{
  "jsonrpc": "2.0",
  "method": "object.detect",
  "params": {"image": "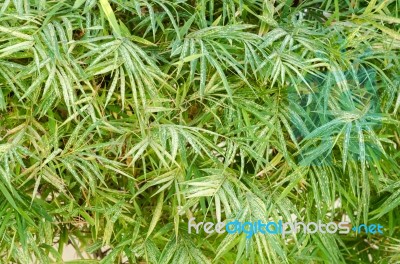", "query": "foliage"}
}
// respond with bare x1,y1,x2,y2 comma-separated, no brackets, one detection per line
0,0,399,263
